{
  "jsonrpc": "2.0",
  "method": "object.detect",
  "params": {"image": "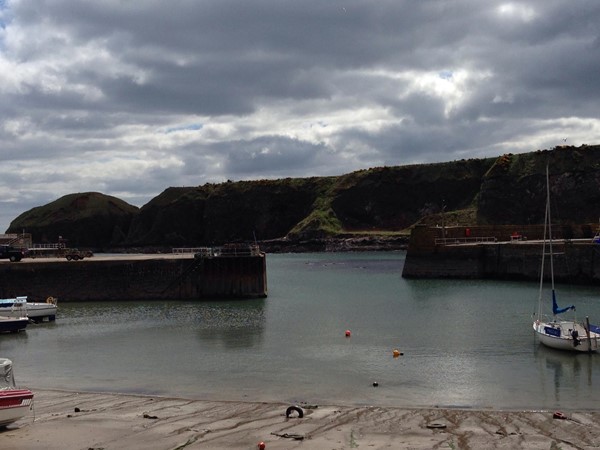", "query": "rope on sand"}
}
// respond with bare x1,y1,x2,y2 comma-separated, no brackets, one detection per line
271,432,305,440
